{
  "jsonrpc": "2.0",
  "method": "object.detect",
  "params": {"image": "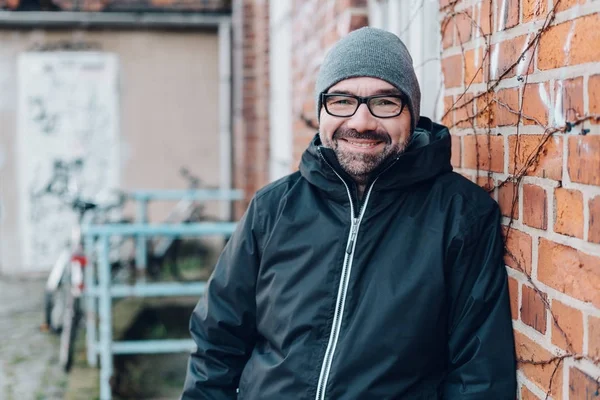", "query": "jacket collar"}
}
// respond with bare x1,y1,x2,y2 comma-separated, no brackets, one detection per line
299,117,453,197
